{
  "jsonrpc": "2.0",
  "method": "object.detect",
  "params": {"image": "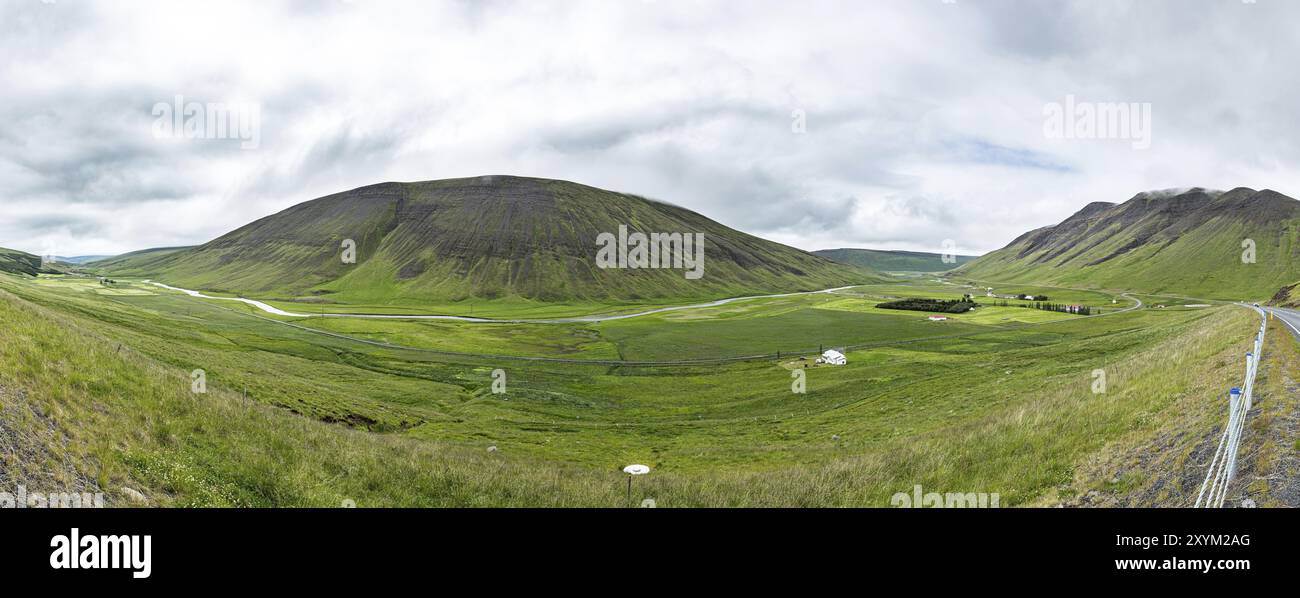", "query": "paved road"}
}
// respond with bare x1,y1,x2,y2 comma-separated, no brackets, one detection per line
1269,307,1300,341
1121,292,1143,312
